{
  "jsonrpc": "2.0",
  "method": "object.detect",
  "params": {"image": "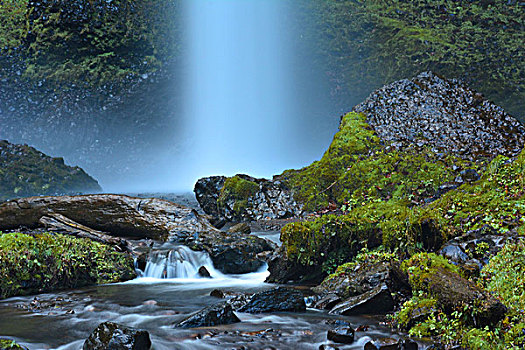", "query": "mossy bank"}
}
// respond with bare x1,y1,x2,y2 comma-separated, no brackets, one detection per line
0,232,135,299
